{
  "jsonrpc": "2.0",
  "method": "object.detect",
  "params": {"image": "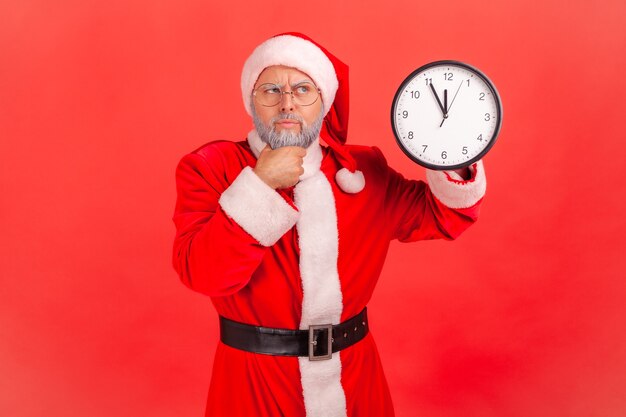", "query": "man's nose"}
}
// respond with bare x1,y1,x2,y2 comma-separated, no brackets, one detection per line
280,91,295,112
